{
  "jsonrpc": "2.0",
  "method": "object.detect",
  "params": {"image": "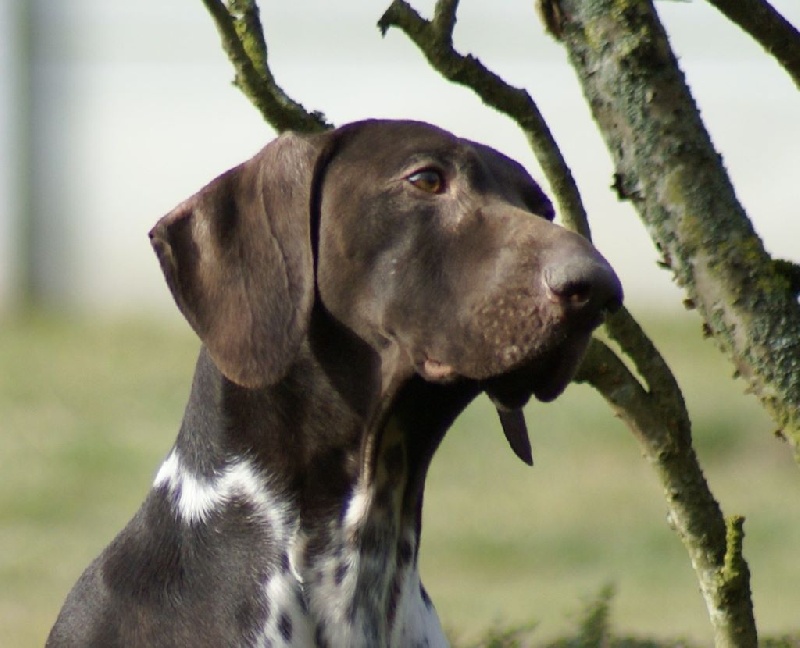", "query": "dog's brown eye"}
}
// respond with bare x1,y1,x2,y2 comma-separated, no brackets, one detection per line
407,169,445,194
